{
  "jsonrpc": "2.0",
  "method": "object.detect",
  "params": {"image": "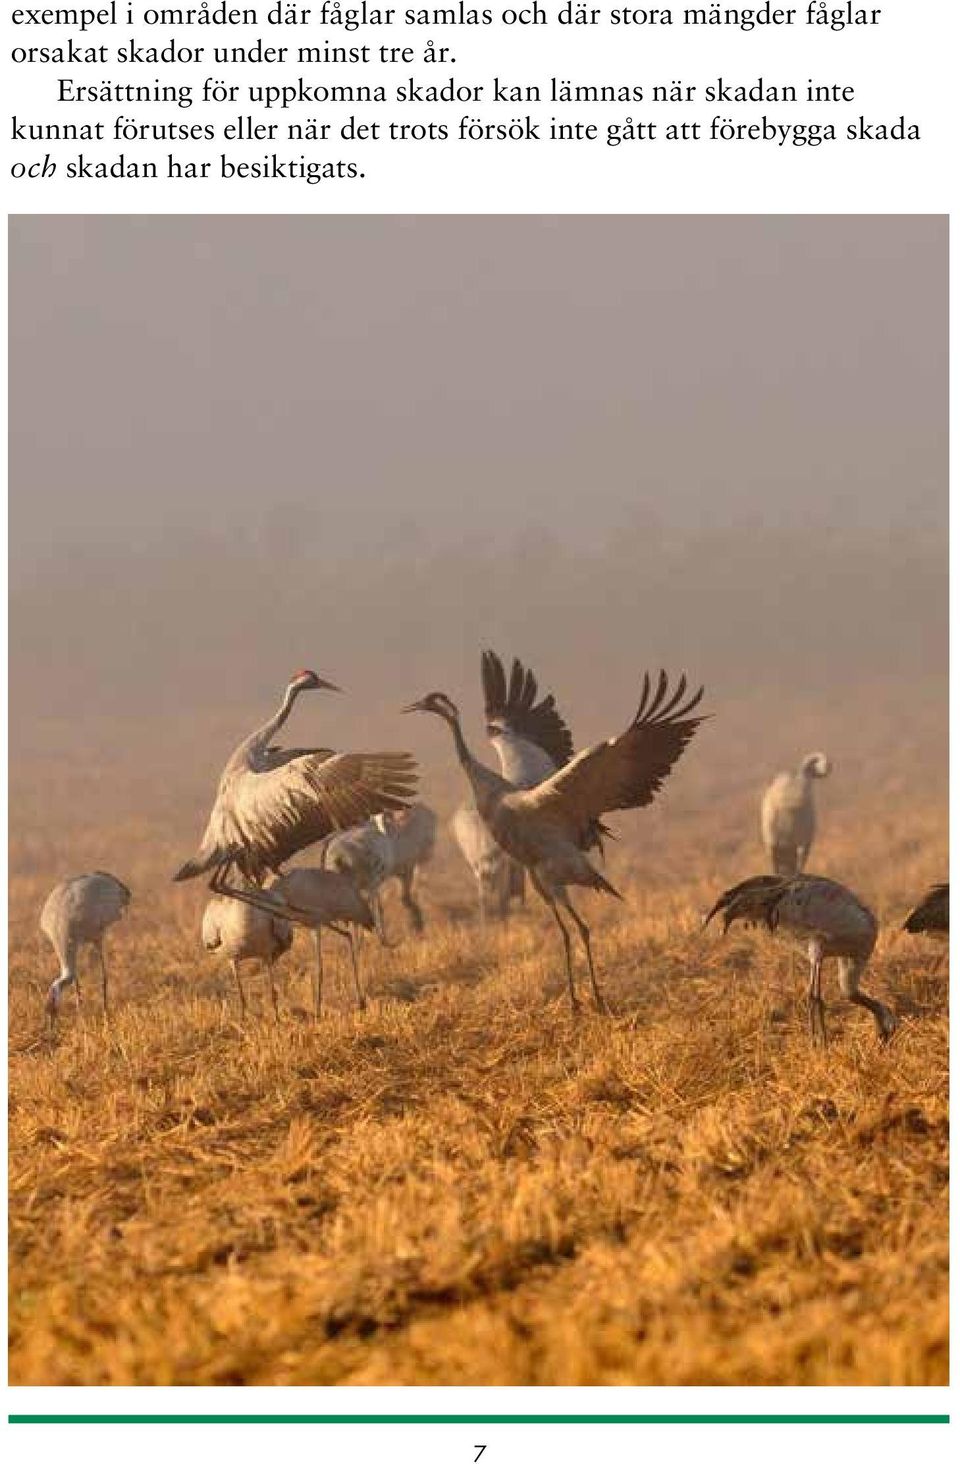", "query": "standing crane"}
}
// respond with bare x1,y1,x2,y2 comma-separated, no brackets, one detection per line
404,669,705,1013
269,868,376,1015
322,815,396,942
173,669,417,932
481,649,574,789
760,752,832,875
40,872,131,1025
704,873,897,1046
451,803,522,926
903,883,949,937
377,803,438,933
201,891,292,1018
